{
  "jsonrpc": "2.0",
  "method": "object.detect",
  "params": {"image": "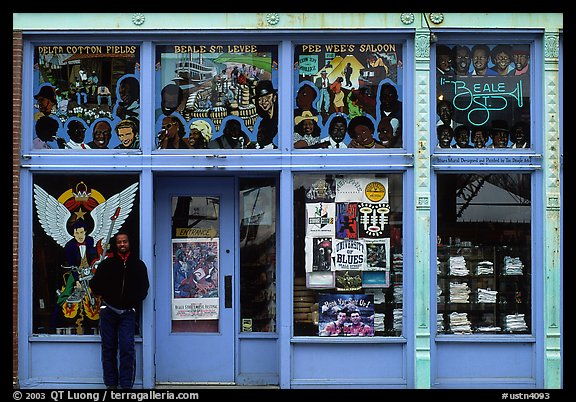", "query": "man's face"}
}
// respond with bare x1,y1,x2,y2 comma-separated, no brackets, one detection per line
350,313,361,324
380,87,397,110
92,122,111,148
492,130,509,148
330,121,347,142
494,51,511,71
513,53,529,71
69,124,86,143
472,48,489,72
161,117,178,139
115,234,130,254
296,85,315,109
438,102,452,123
438,127,452,148
73,227,86,244
455,47,471,74
455,129,470,146
224,121,242,139
336,312,347,323
37,96,54,115
354,123,374,145
437,54,452,73
117,127,135,147
473,130,487,148
257,93,275,113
